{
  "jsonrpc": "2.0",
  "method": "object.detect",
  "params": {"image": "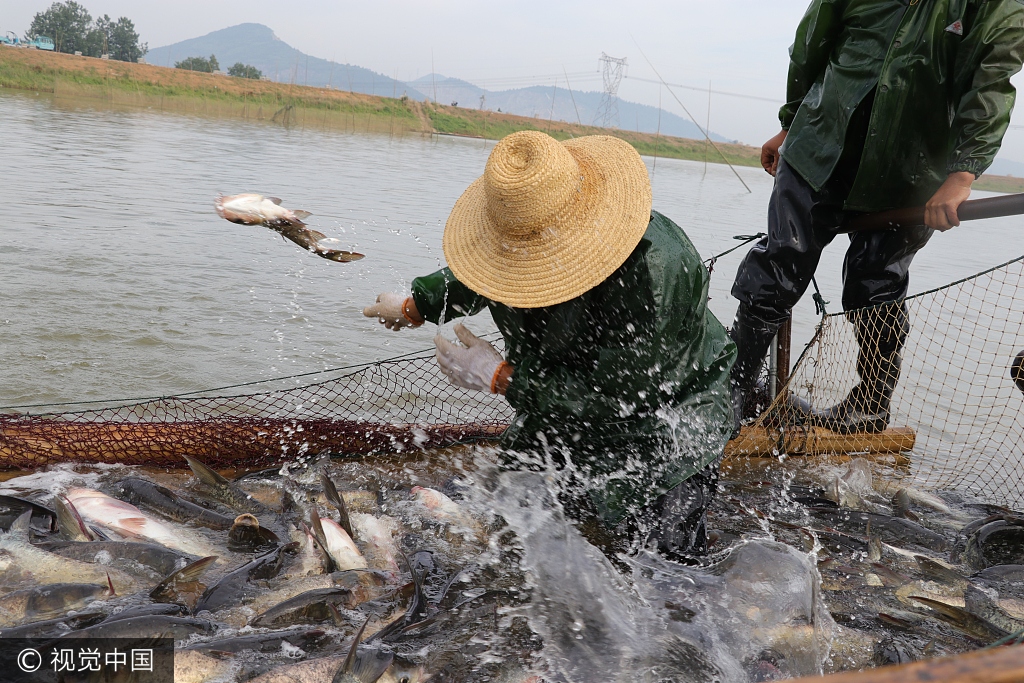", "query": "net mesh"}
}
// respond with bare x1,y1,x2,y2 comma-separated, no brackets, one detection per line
0,351,513,470
2,256,1024,507
755,254,1024,507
